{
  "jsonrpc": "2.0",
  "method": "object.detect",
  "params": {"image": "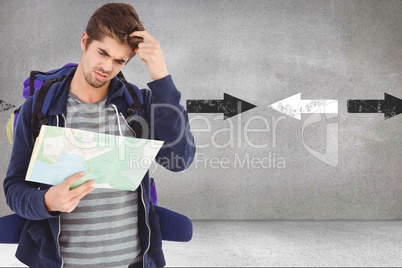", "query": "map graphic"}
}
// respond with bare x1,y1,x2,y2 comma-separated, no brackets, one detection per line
26,125,164,191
